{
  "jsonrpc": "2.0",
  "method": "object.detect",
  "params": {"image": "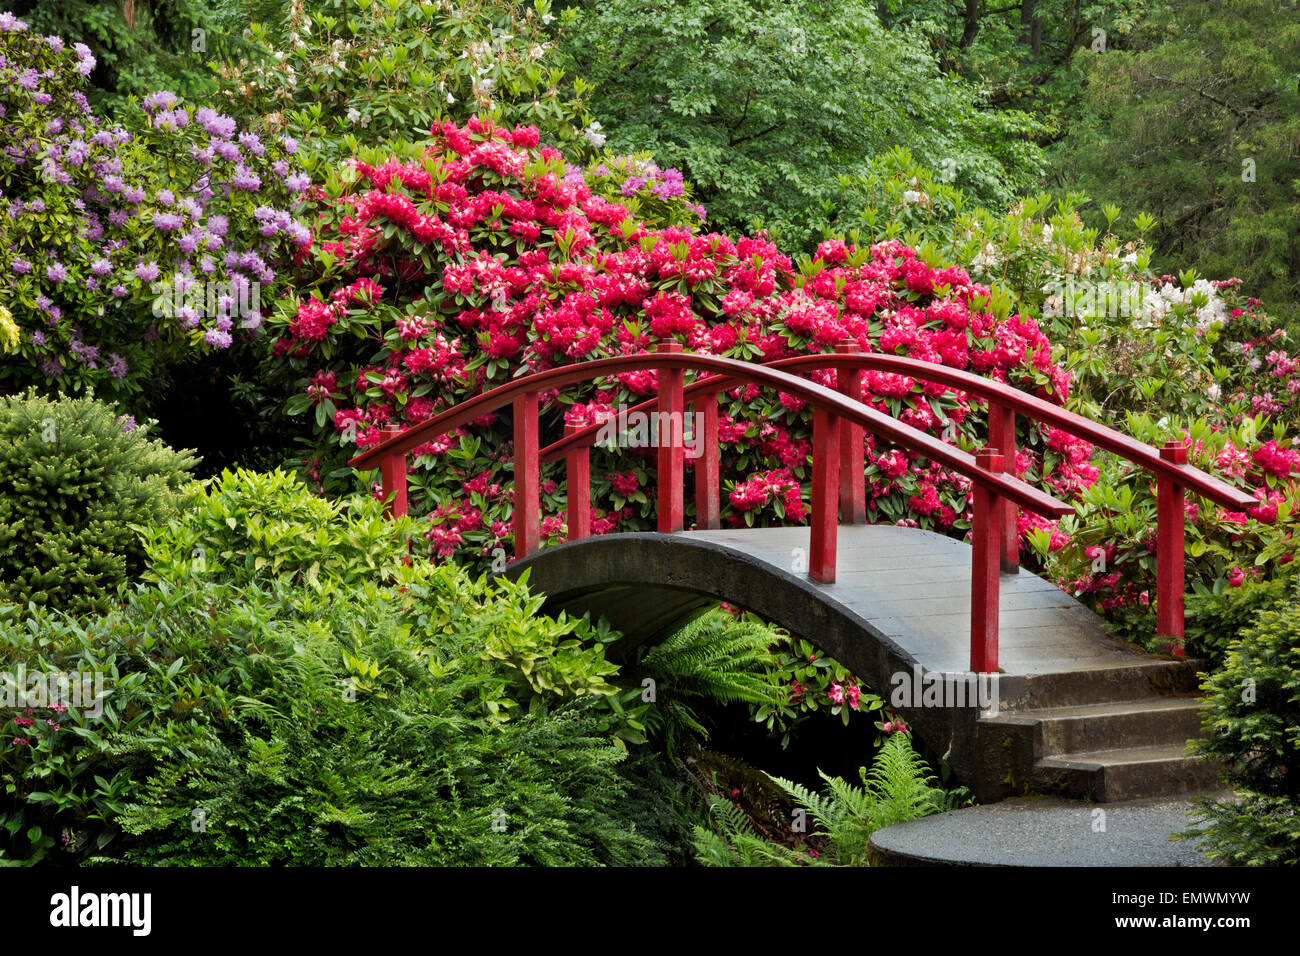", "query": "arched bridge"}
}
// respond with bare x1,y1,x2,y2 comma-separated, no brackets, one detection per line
352,347,1257,802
